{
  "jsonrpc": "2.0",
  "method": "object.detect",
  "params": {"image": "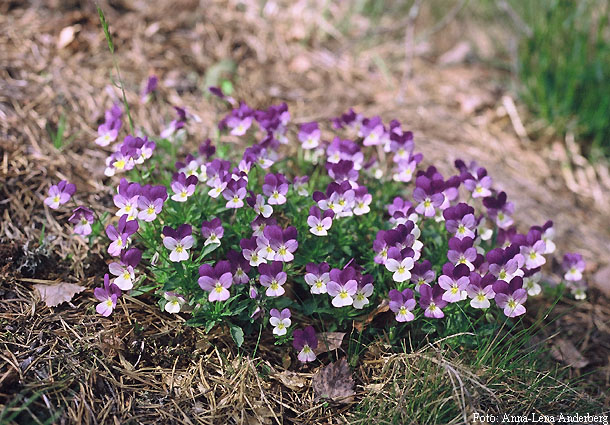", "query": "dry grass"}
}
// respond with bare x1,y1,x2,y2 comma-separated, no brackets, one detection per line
1,0,609,423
